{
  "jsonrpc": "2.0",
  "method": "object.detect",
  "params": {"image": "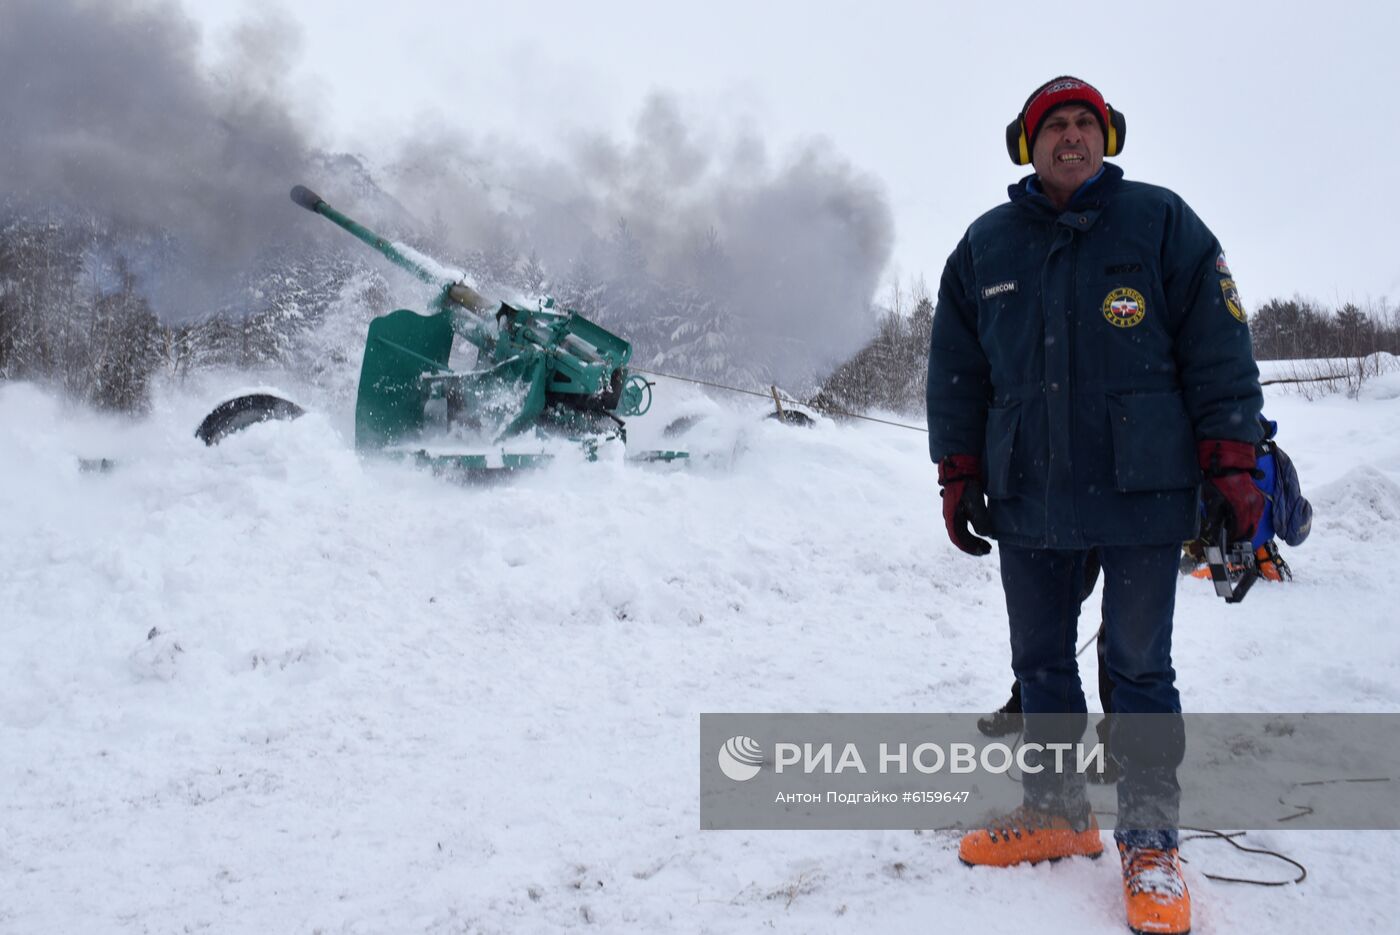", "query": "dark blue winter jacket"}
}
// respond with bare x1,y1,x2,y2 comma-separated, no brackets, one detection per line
927,163,1264,548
